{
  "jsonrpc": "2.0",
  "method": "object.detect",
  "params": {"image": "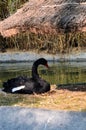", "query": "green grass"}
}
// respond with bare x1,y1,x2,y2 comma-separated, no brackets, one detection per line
0,0,29,19
0,93,22,106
